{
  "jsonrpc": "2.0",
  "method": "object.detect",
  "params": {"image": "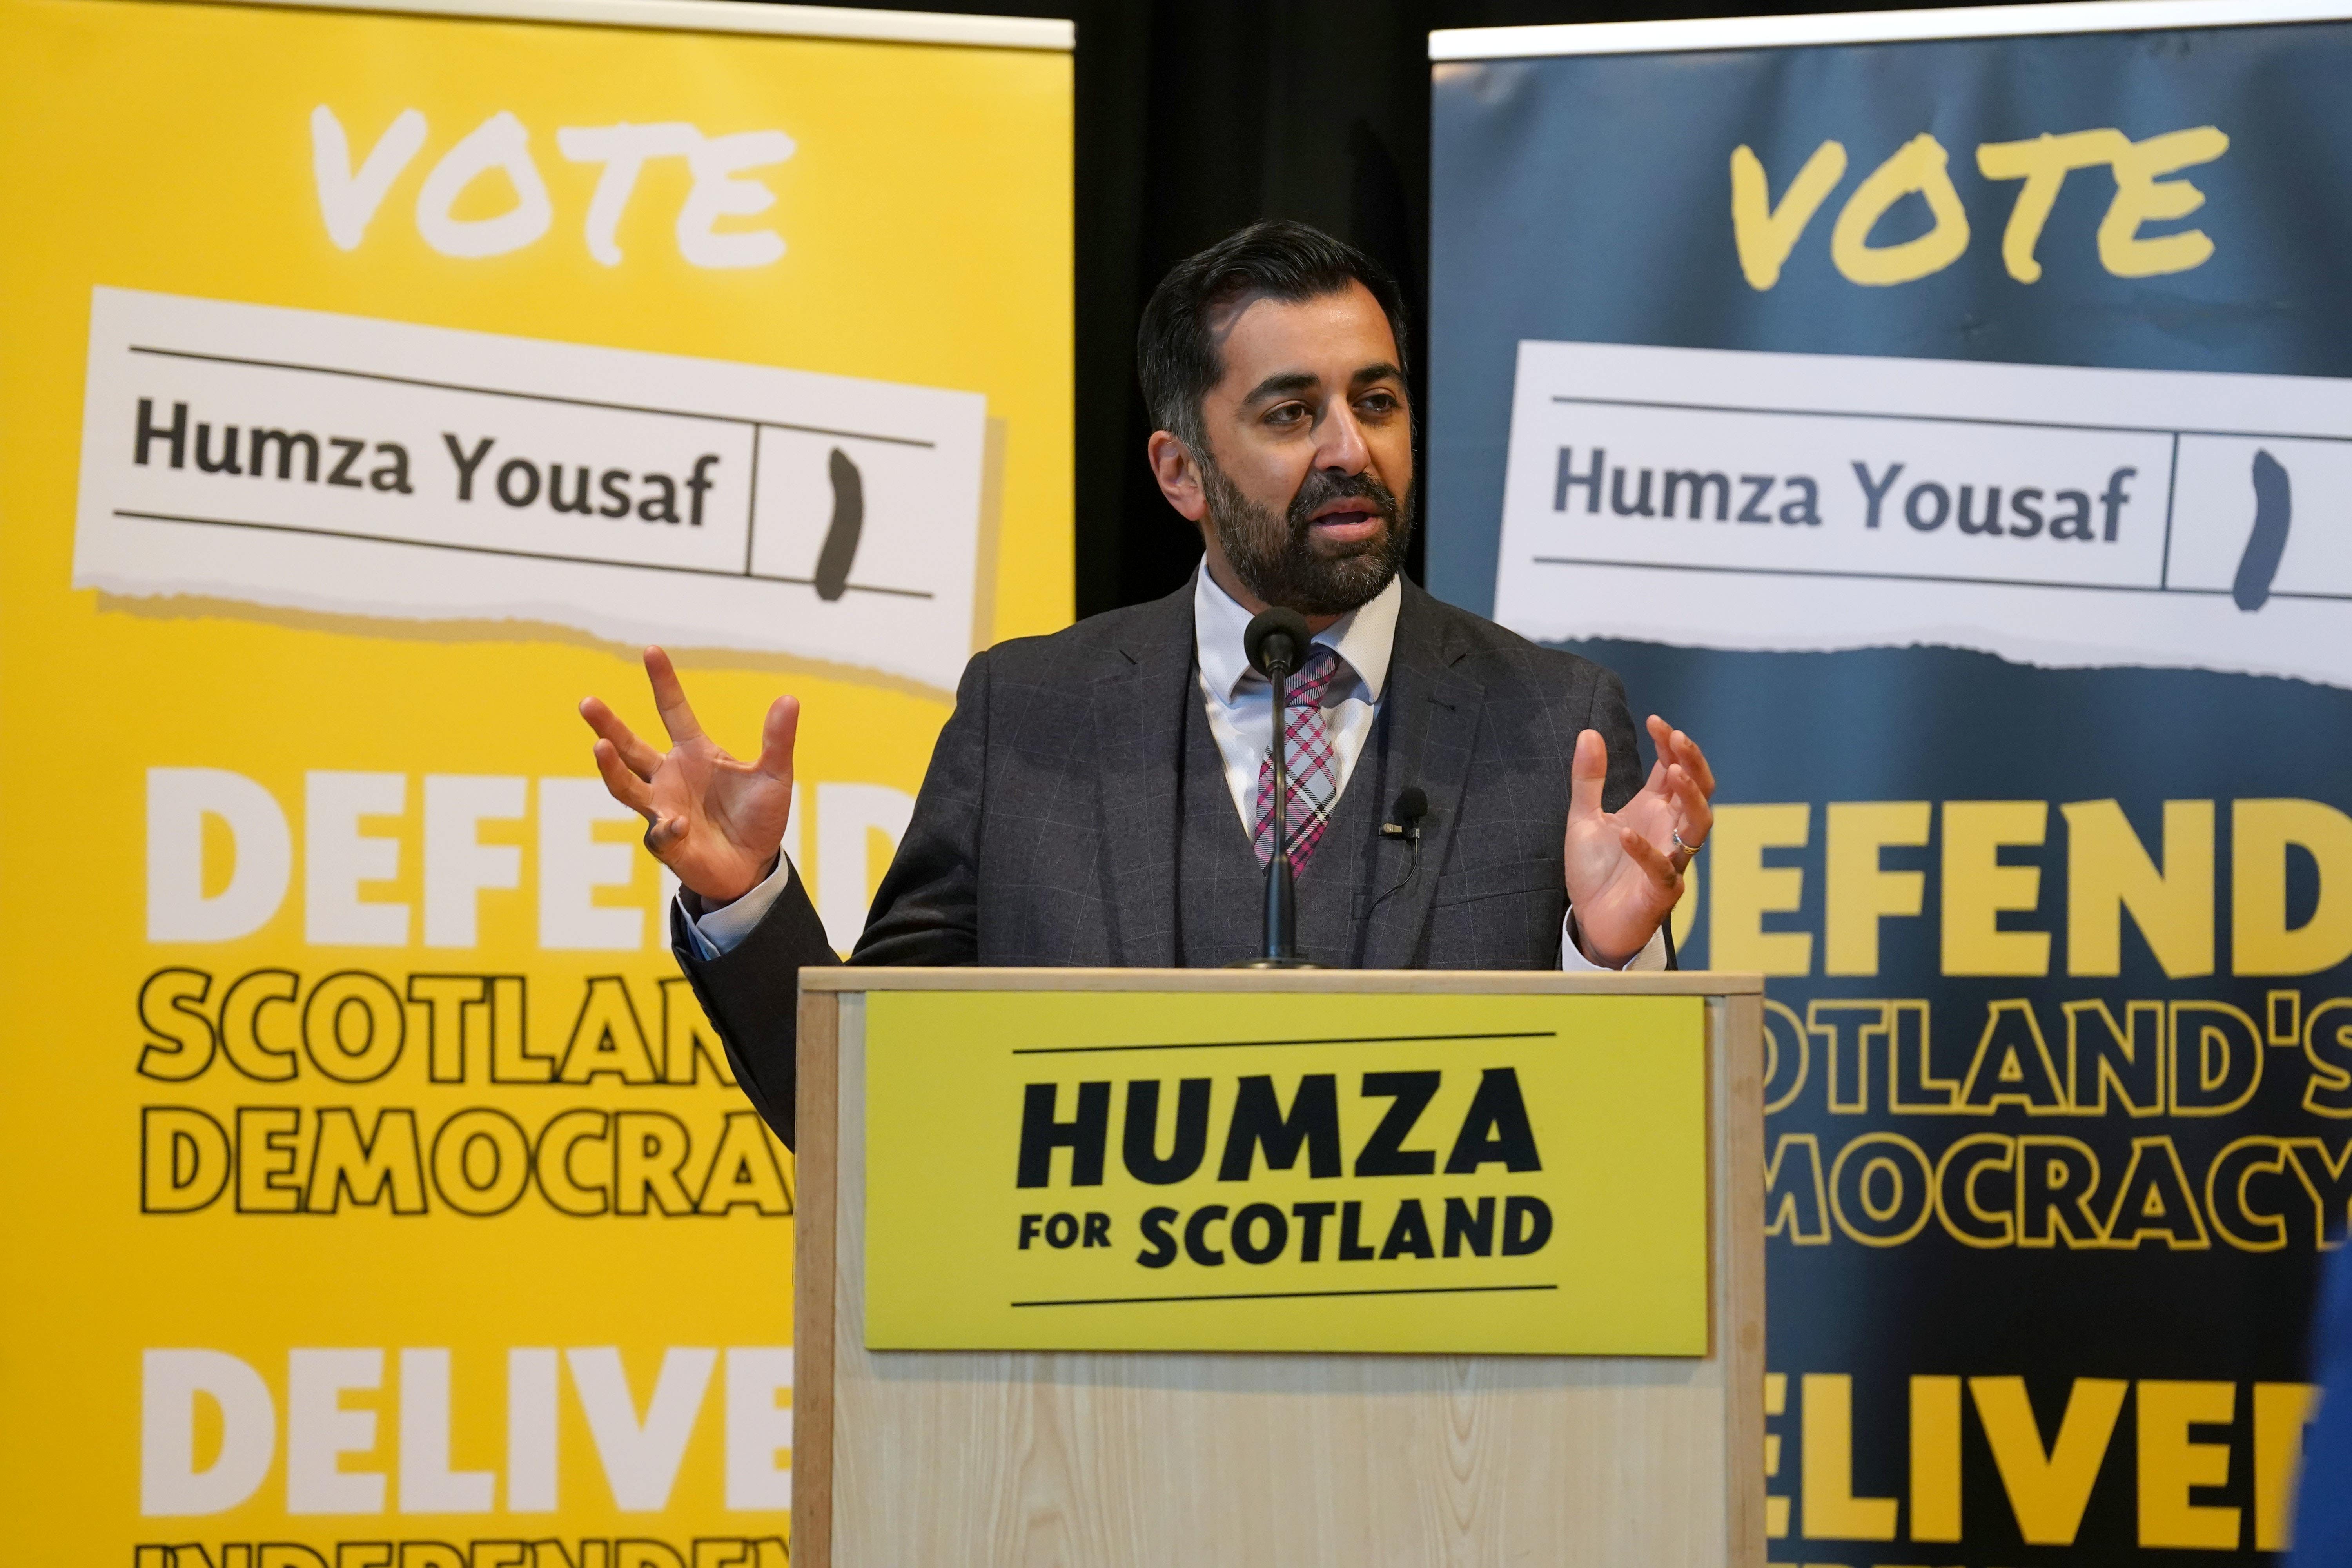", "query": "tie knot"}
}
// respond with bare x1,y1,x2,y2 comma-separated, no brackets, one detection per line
1283,644,1343,706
